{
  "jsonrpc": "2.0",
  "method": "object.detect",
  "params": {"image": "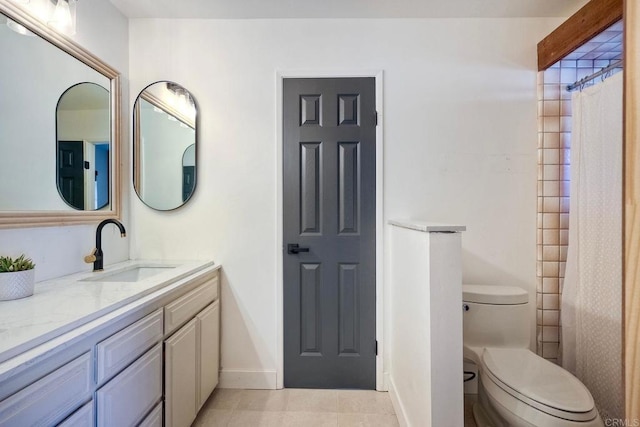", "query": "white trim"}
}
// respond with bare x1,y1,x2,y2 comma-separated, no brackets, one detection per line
388,375,409,427
374,72,385,392
218,369,277,389
275,70,385,390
